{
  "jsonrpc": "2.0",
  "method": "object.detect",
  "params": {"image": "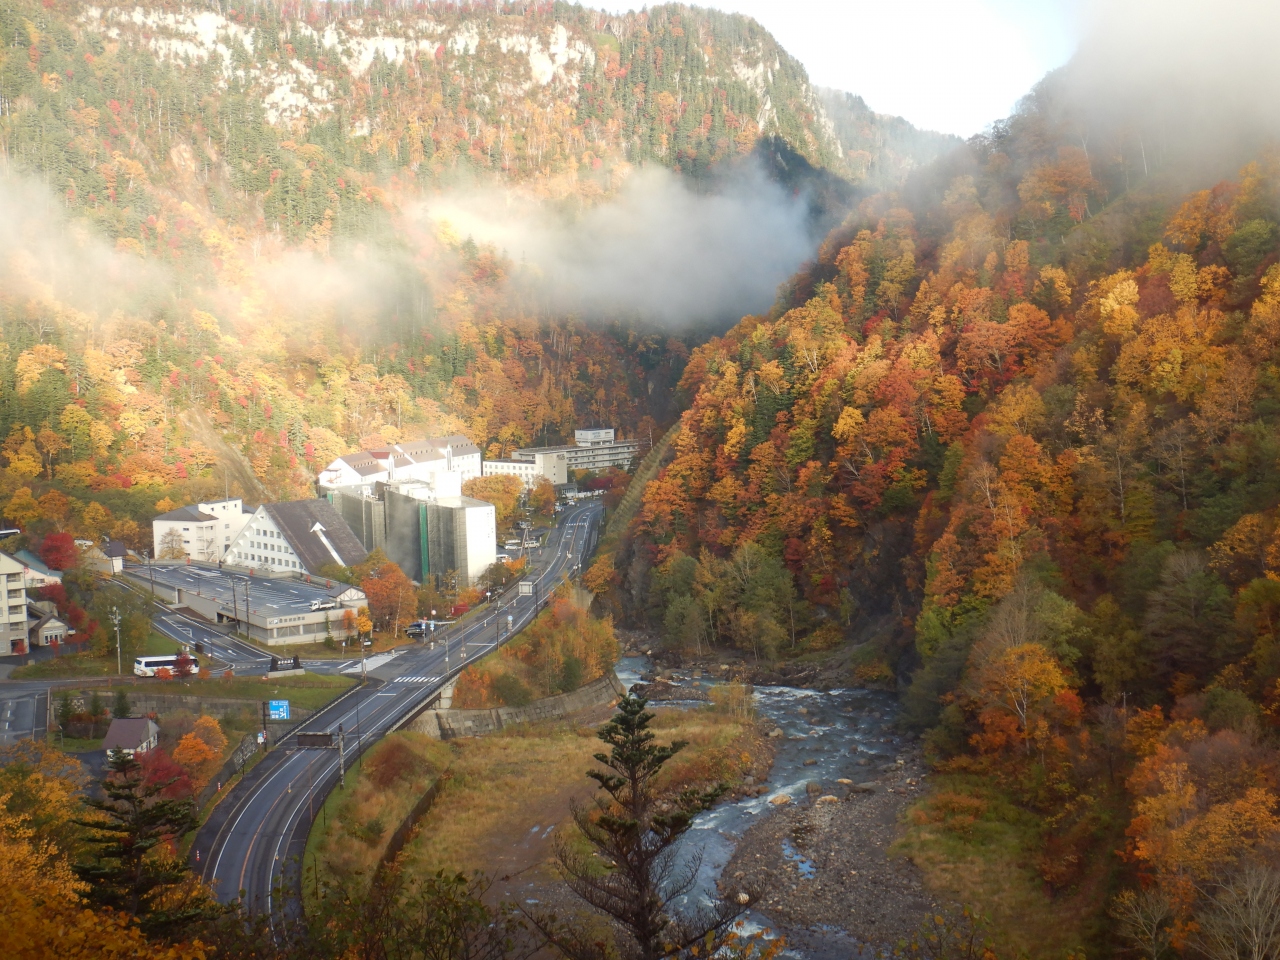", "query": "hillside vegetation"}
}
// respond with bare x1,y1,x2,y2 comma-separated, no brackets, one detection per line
596,62,1280,954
